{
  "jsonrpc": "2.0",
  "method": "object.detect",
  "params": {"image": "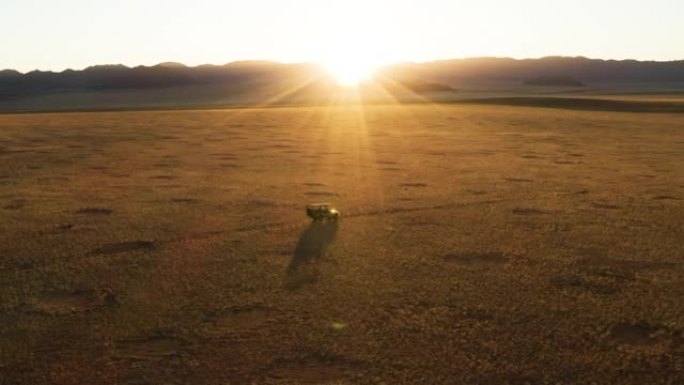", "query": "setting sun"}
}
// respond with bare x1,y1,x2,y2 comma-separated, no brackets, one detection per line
314,1,393,86
317,35,386,85
322,57,379,85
